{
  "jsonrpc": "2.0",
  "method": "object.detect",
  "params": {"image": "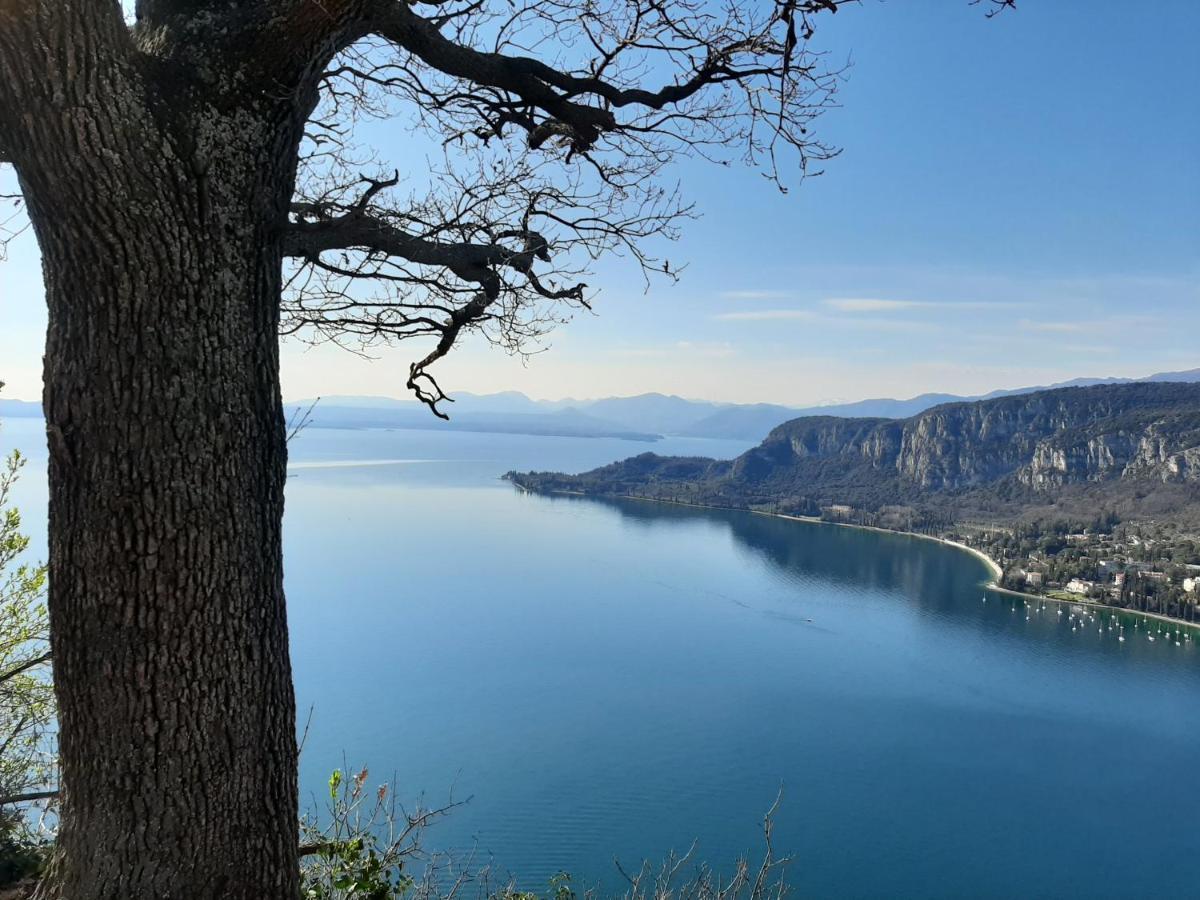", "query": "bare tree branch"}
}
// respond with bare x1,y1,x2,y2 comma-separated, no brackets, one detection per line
0,652,51,686
282,152,670,413
285,397,321,444
360,0,845,180
0,789,57,806
971,0,1017,17
275,0,852,411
